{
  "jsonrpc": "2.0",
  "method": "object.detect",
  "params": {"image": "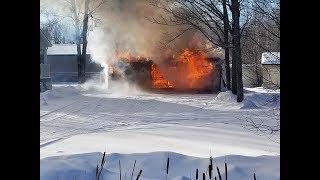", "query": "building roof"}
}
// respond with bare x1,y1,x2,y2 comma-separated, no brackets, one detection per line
261,52,280,65
47,44,91,55
40,29,52,47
